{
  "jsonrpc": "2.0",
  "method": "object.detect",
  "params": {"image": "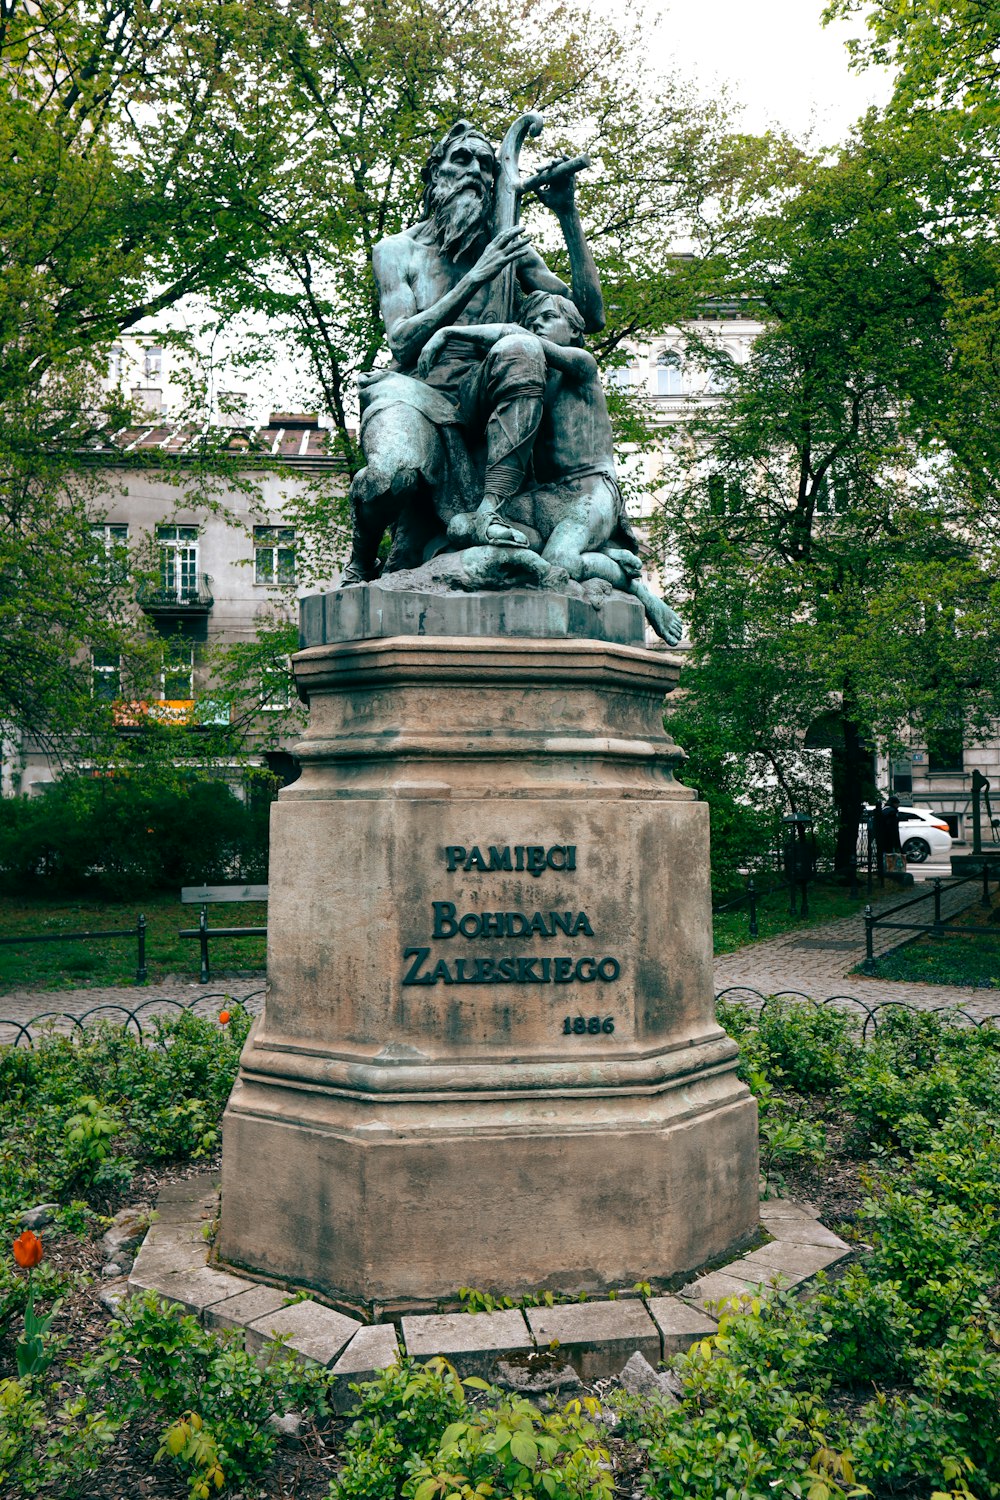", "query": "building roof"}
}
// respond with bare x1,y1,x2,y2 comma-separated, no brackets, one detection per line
84,413,349,471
